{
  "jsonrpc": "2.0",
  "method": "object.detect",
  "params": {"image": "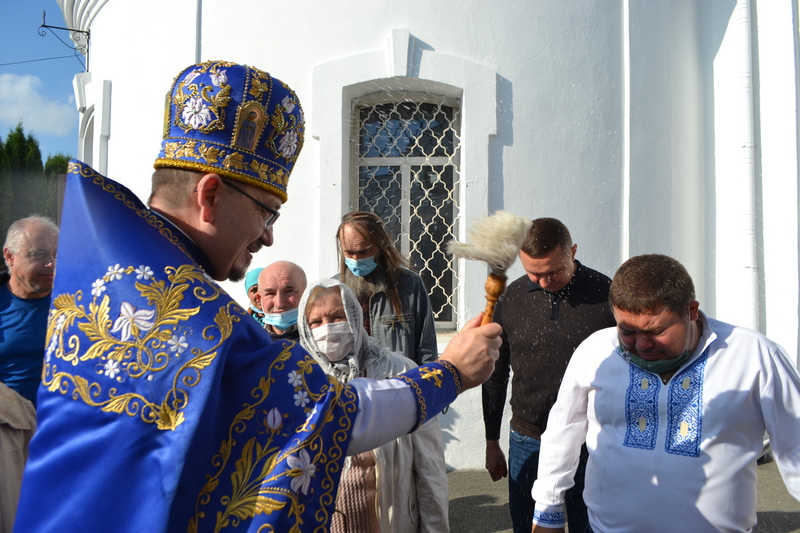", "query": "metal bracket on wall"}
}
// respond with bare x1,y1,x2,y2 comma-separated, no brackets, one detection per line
39,11,90,71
